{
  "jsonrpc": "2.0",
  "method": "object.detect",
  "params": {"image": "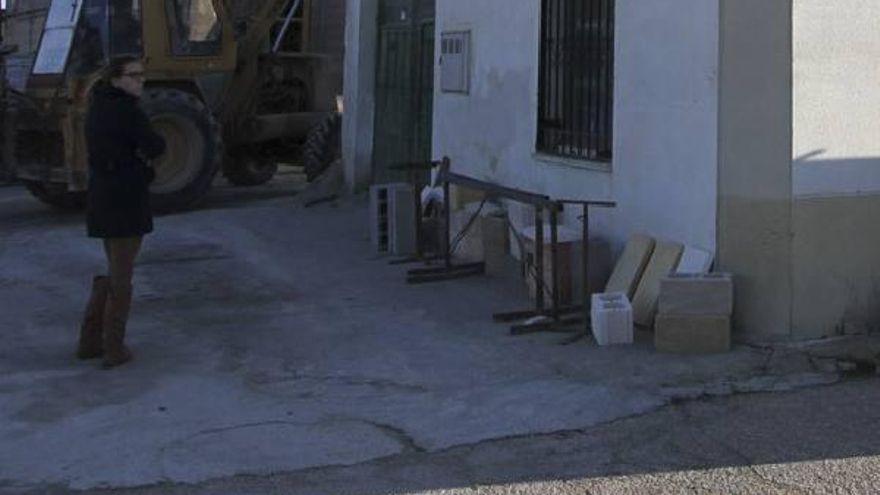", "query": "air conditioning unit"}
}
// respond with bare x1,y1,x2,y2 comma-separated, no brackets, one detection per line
369,183,416,256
